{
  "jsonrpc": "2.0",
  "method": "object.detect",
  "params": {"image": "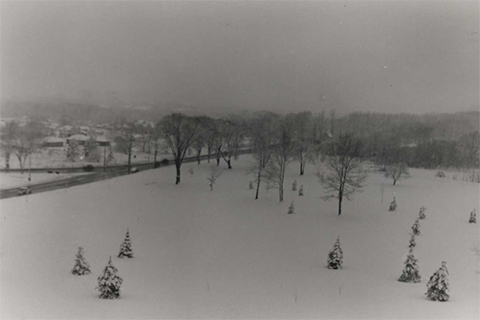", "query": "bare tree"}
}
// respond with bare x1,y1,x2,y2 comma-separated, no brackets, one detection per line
316,134,367,215
12,121,46,173
150,122,162,168
263,115,295,202
458,131,479,169
248,112,279,199
192,117,212,165
136,122,153,153
292,111,318,175
159,113,199,184
385,162,410,185
206,165,223,191
115,121,136,174
0,120,19,171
